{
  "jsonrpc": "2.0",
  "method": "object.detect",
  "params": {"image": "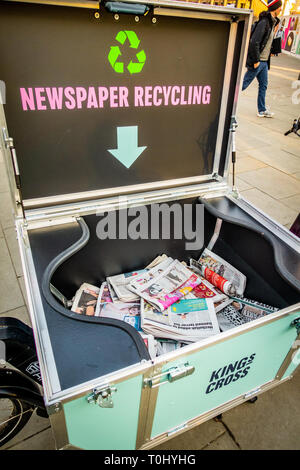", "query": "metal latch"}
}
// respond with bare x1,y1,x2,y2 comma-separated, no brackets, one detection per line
144,362,195,388
86,384,117,408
